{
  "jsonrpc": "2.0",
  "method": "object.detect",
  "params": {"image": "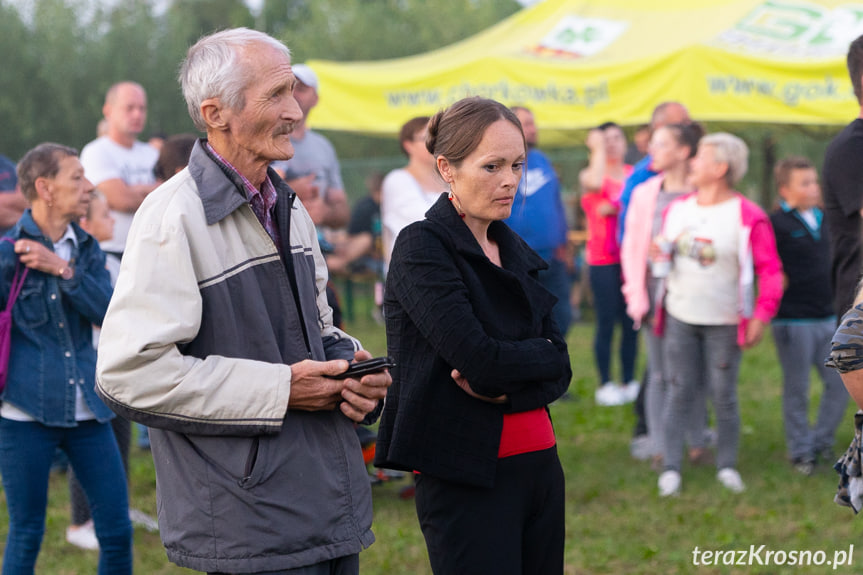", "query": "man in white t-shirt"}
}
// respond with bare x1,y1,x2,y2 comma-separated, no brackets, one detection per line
80,81,159,257
381,116,447,270
79,81,159,487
